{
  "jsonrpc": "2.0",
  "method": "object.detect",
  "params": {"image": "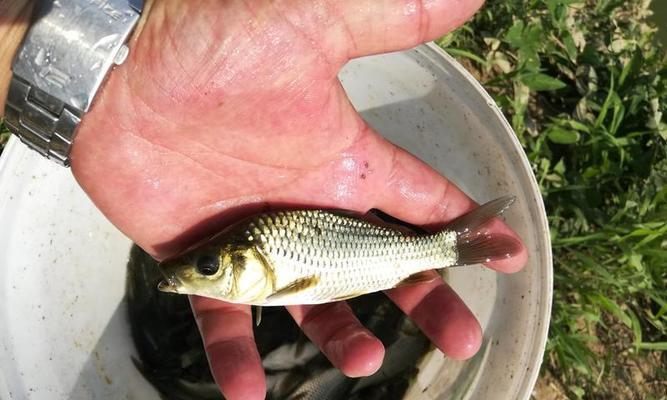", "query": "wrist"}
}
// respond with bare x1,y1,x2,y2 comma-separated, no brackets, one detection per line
70,0,157,193
3,0,155,165
0,0,155,117
69,0,156,155
0,0,35,117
